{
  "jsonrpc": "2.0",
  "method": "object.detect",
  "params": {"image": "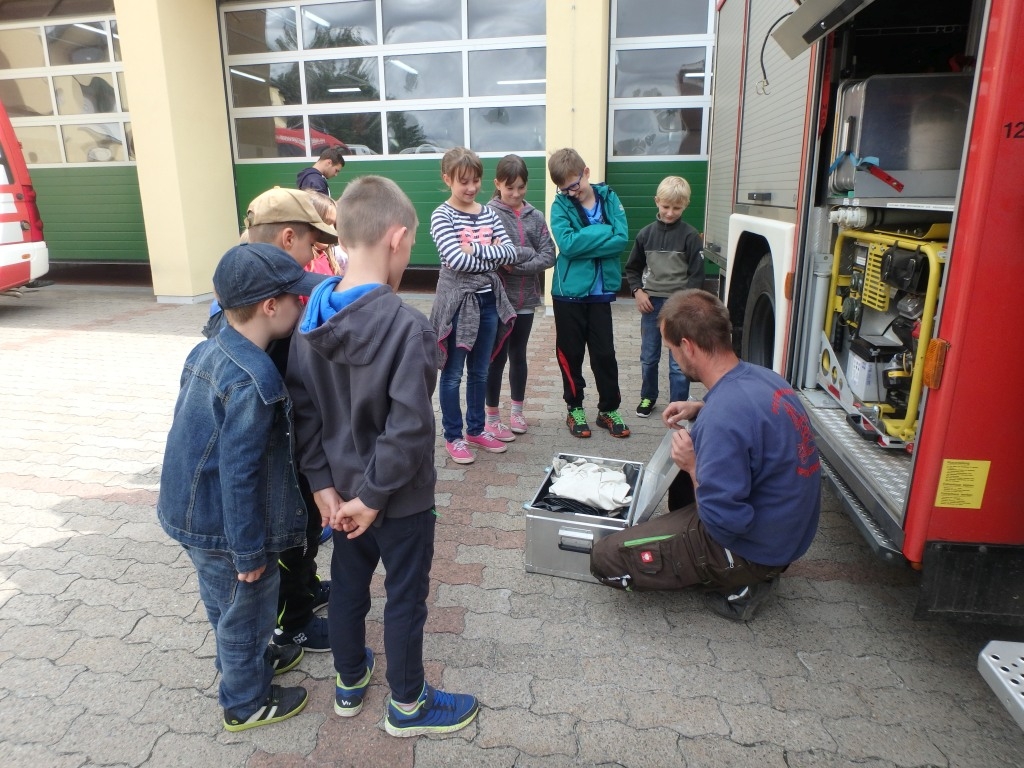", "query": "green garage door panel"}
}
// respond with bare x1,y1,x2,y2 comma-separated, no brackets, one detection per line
234,157,548,268
31,167,149,263
605,160,713,274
